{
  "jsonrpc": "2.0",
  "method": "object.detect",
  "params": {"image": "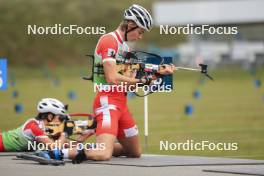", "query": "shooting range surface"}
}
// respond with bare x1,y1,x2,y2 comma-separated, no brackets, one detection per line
0,153,264,176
